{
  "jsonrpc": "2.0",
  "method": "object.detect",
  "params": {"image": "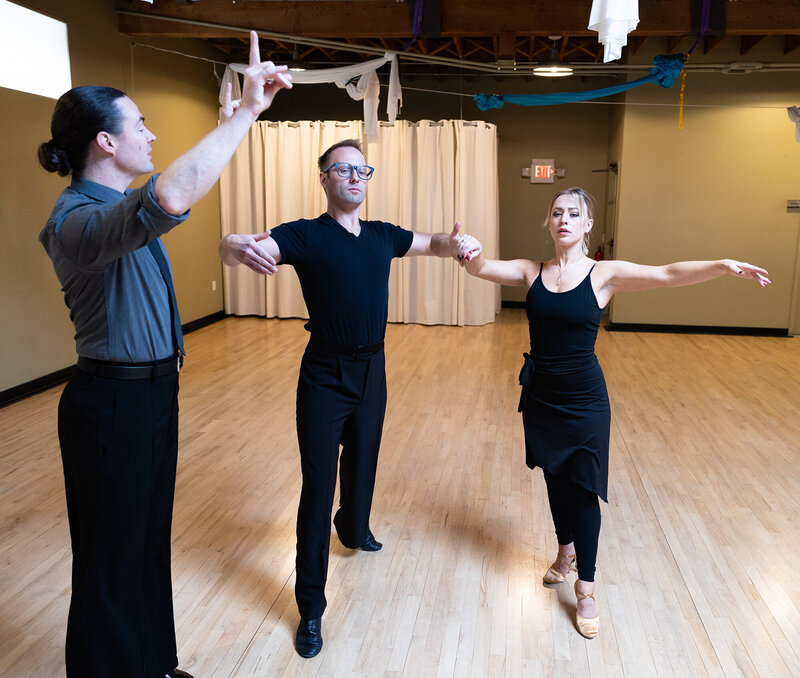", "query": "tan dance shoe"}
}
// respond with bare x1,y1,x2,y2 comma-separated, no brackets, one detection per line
574,580,600,639
542,552,577,584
